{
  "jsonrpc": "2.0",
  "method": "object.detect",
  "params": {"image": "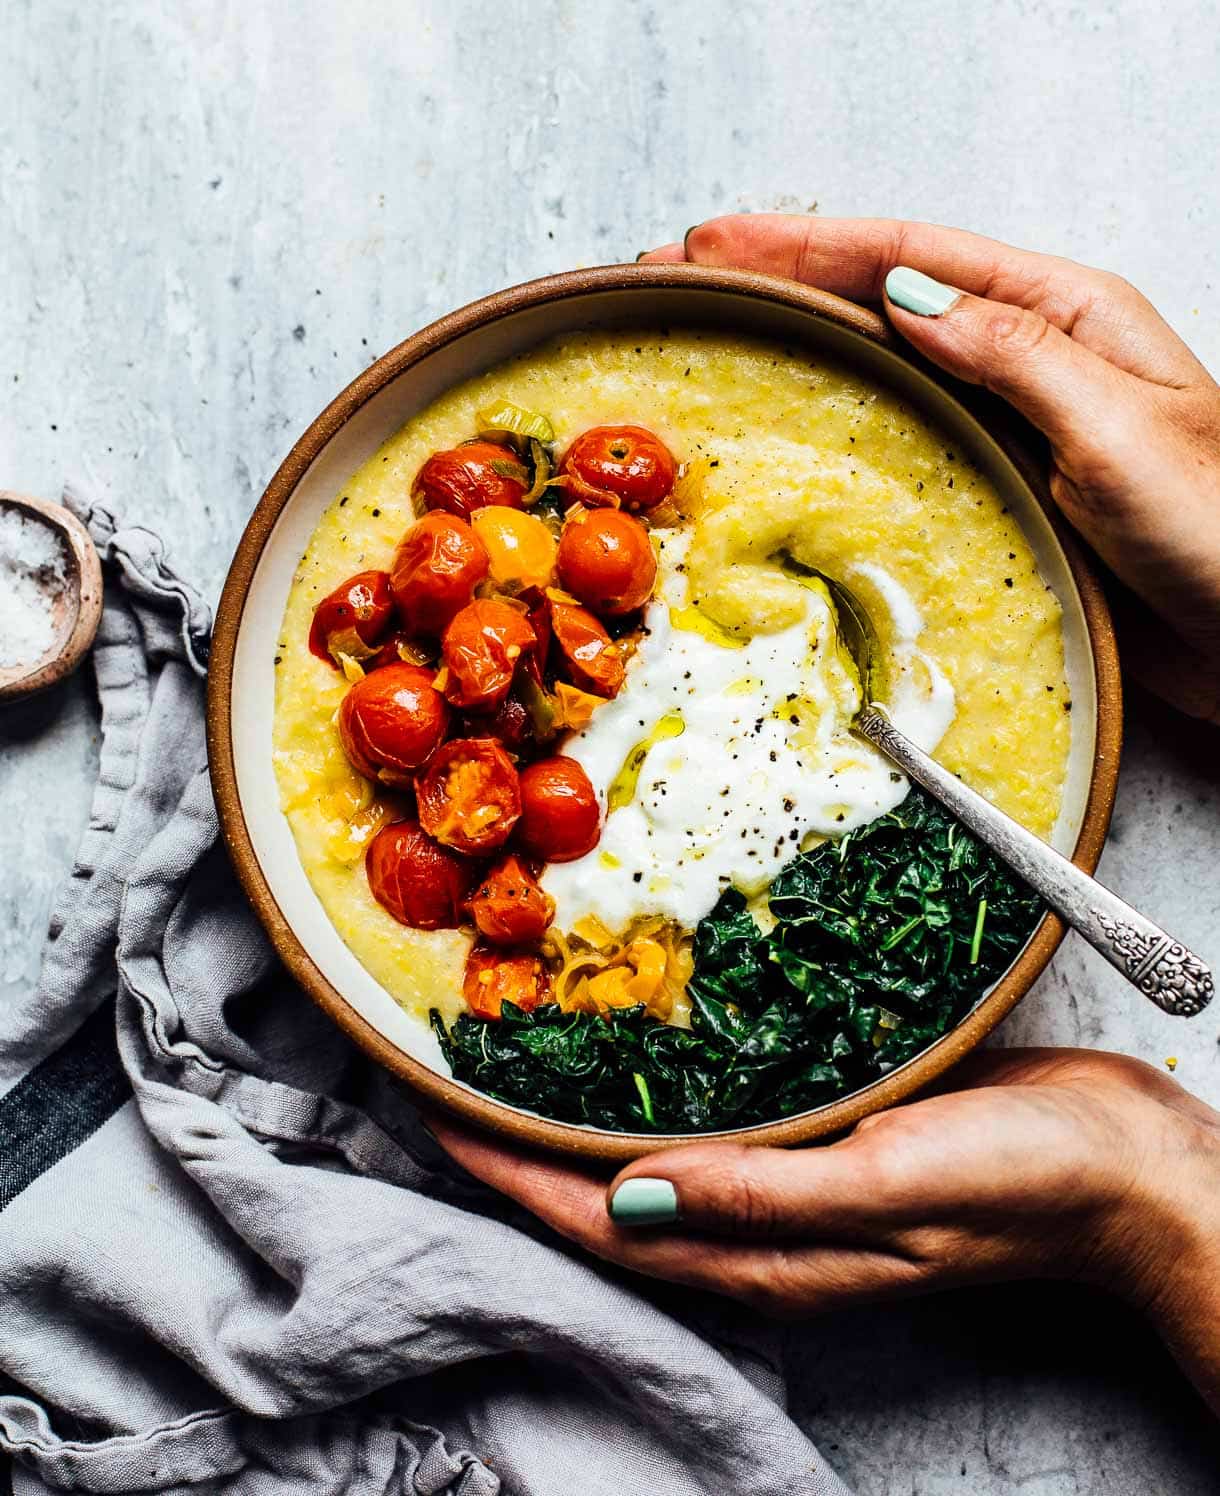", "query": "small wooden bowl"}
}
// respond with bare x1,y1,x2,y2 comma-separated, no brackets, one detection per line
208,265,1121,1161
0,492,103,705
